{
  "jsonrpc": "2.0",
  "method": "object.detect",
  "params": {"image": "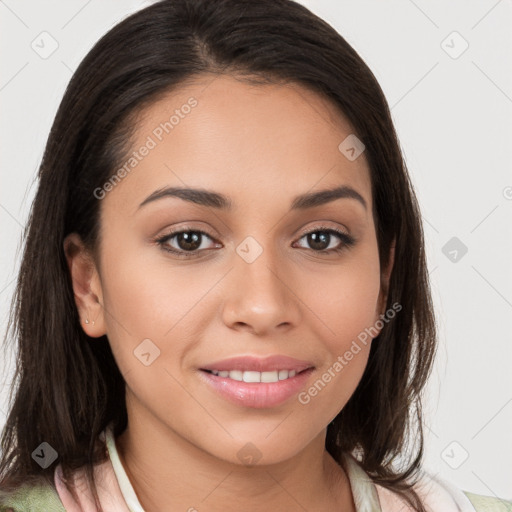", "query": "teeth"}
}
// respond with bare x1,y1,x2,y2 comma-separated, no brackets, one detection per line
262,371,278,383
209,369,299,382
243,371,261,383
